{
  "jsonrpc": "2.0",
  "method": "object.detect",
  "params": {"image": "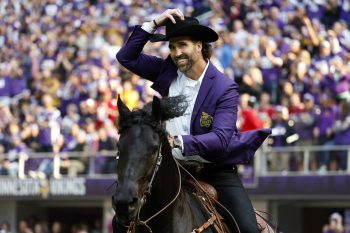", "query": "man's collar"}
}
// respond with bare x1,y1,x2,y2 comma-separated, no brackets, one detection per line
177,61,209,87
